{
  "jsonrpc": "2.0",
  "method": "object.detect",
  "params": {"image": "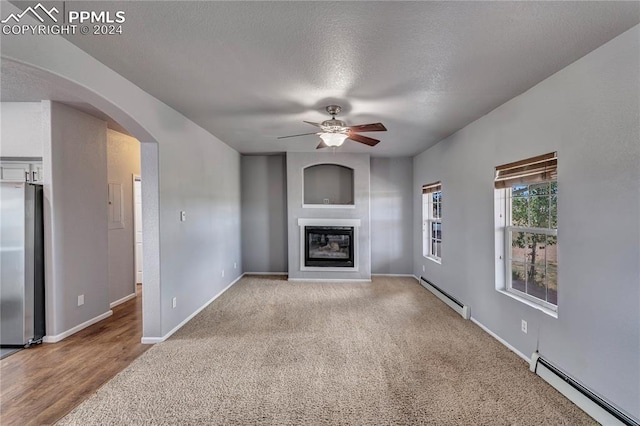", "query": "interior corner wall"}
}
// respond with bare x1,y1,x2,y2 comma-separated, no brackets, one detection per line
107,129,141,304
0,102,43,157
370,157,414,275
412,25,640,418
42,101,110,337
241,155,288,273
